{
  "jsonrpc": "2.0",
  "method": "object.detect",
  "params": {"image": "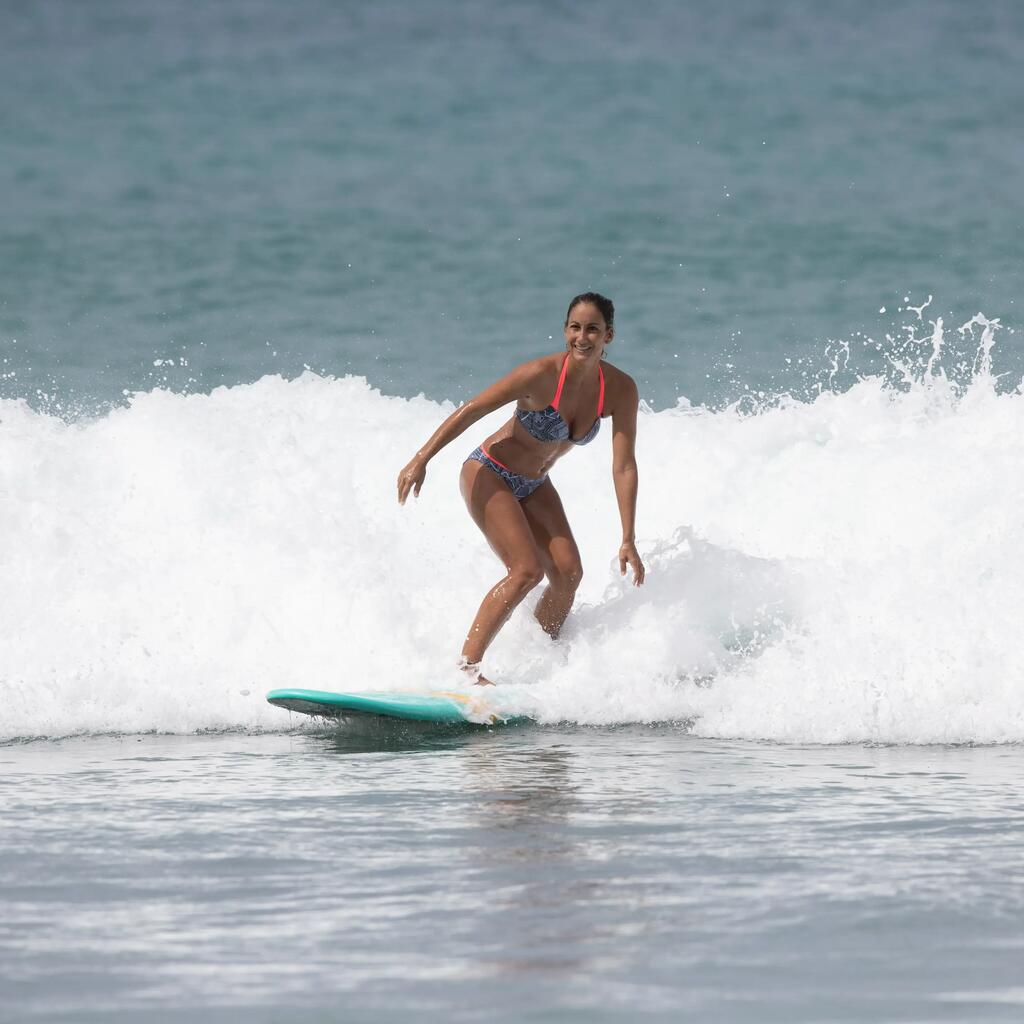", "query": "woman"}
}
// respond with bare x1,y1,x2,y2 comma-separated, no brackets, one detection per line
397,292,645,685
